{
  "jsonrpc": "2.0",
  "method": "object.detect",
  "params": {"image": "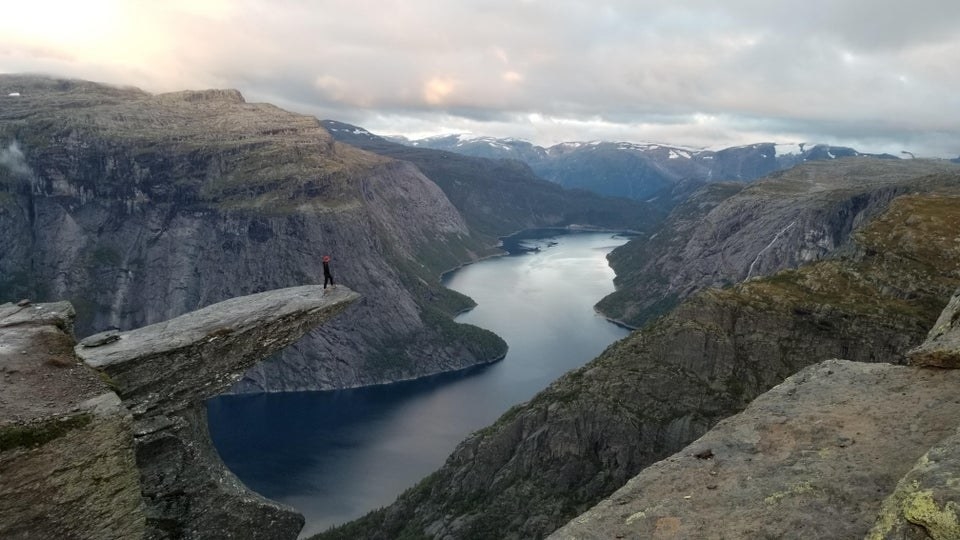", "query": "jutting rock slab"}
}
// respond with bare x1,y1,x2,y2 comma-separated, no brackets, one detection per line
76,284,360,540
